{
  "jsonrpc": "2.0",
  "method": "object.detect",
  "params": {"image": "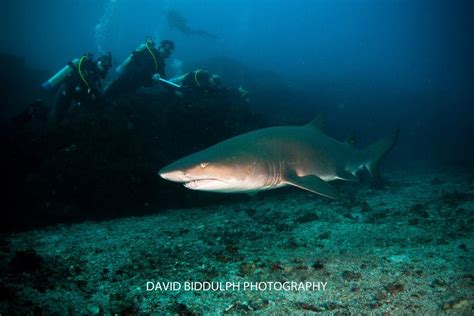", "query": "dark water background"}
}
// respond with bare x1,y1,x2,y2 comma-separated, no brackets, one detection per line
2,0,473,230
3,0,472,162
